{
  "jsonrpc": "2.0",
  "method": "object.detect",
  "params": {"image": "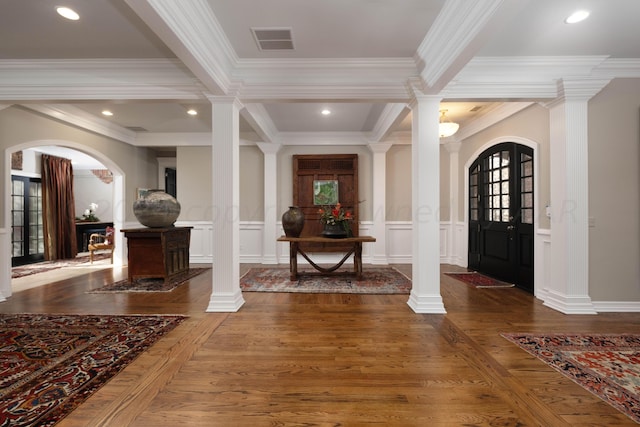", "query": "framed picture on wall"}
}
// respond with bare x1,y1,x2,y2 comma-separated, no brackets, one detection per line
313,180,338,205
